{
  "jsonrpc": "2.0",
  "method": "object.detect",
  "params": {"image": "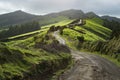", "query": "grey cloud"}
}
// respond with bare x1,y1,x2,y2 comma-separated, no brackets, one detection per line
0,0,120,17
